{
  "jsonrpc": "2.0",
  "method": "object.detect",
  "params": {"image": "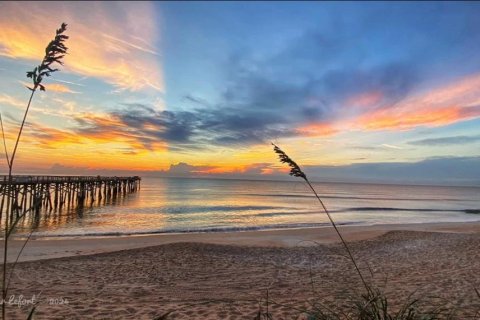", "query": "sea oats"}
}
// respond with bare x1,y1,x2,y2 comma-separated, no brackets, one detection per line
272,143,306,180
26,23,68,92
272,142,369,292
2,23,69,320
